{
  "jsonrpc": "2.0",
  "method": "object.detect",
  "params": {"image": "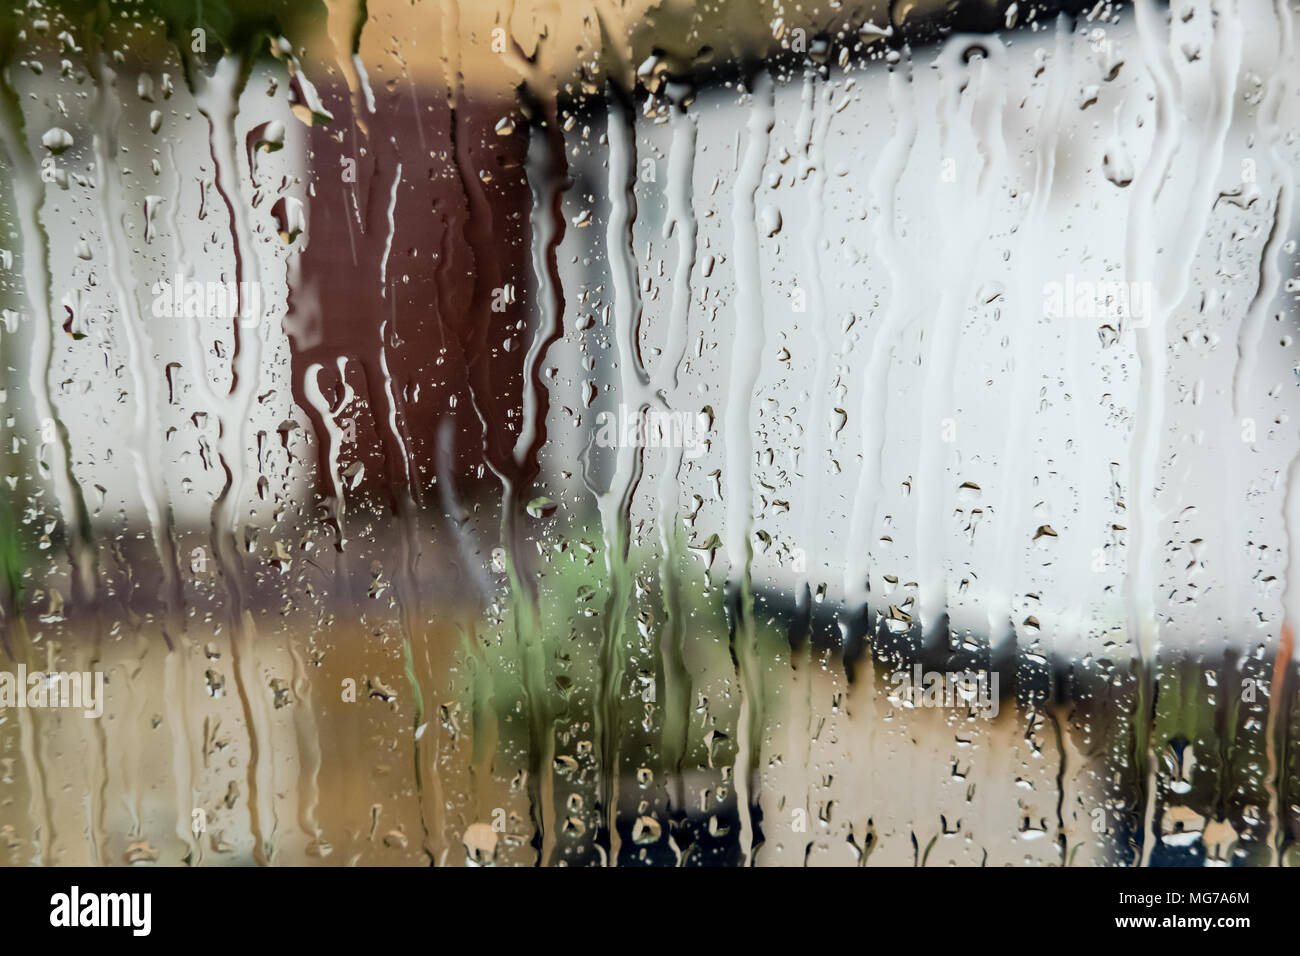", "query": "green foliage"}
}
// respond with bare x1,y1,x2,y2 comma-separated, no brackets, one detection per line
0,497,23,618
0,0,329,65
140,0,327,59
